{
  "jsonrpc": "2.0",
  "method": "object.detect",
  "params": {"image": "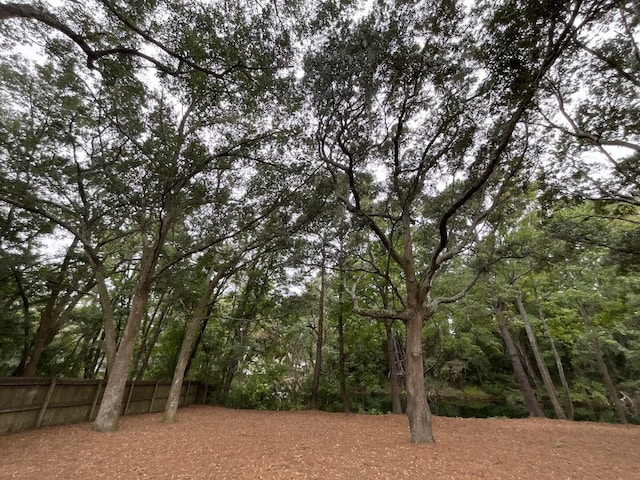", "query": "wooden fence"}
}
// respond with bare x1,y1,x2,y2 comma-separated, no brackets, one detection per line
0,377,203,436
